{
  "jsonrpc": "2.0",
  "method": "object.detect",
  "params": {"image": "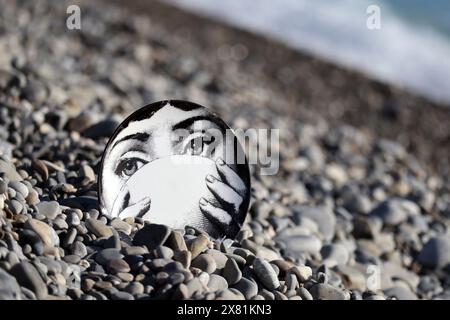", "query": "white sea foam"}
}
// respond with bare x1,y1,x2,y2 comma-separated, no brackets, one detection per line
168,0,450,104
